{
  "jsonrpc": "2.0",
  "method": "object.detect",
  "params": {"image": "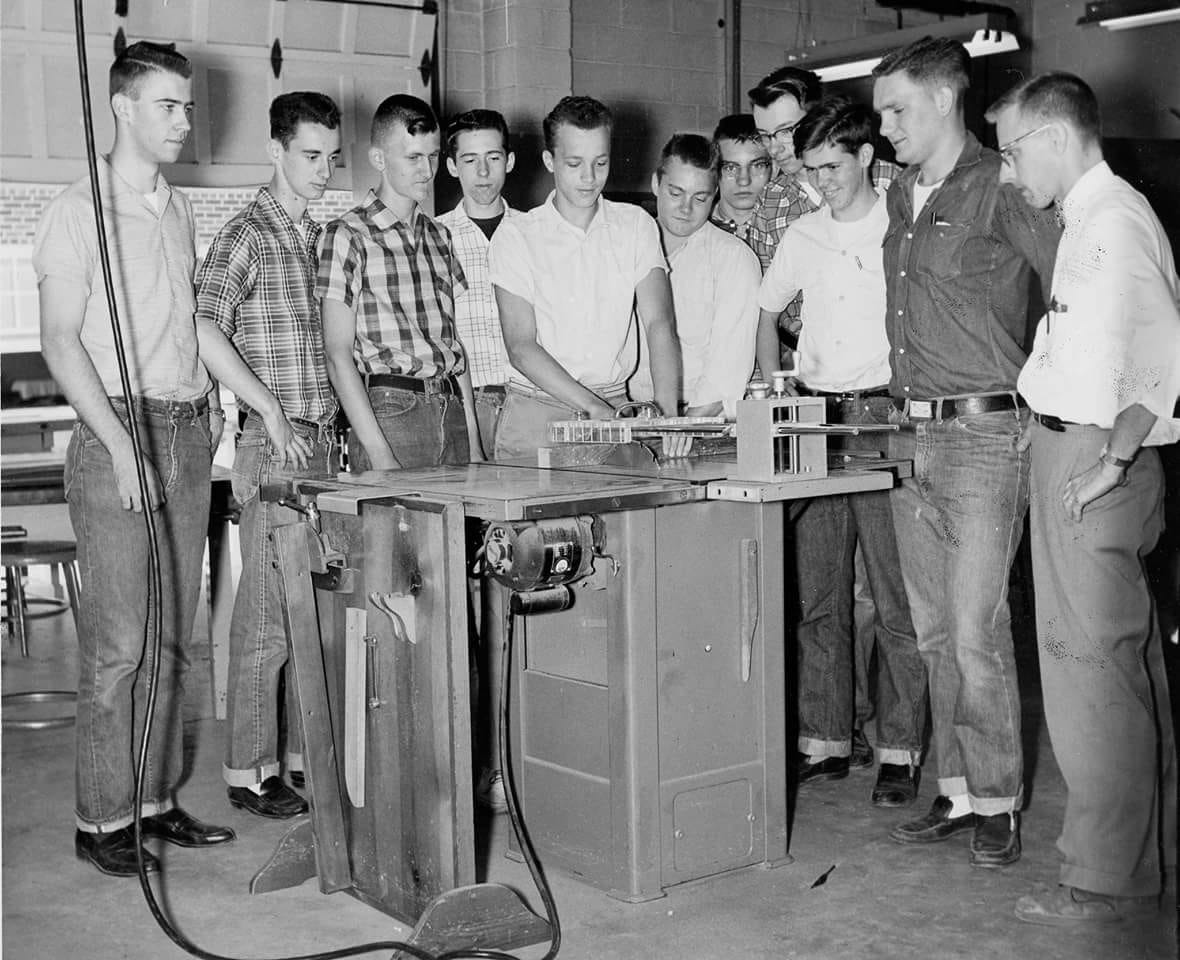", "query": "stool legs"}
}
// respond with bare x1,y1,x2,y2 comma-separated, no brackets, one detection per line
5,565,29,657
